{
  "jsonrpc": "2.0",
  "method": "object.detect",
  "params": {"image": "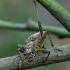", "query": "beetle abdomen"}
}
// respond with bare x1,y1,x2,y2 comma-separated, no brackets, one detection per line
25,31,47,46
